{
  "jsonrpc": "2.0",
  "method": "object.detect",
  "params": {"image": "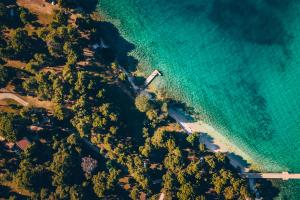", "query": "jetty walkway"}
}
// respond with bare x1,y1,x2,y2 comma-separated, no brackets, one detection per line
168,108,300,180
242,172,300,180
144,70,161,87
